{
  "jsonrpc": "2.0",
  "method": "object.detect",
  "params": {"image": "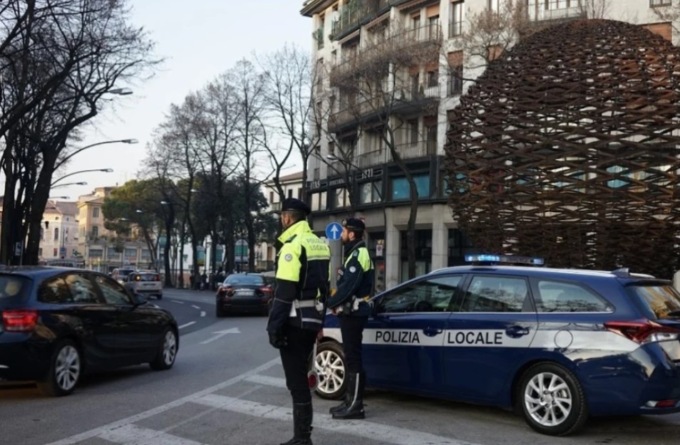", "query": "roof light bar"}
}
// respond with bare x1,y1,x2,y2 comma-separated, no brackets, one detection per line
464,254,544,266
